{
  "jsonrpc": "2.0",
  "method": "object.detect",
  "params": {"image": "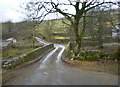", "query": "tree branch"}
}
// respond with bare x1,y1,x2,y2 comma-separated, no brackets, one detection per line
62,19,71,26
